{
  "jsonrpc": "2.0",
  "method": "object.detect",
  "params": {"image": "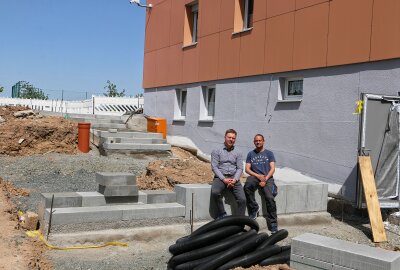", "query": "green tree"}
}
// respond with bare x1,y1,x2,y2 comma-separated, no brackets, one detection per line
20,82,48,100
103,80,126,97
0,85,4,93
134,93,143,98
